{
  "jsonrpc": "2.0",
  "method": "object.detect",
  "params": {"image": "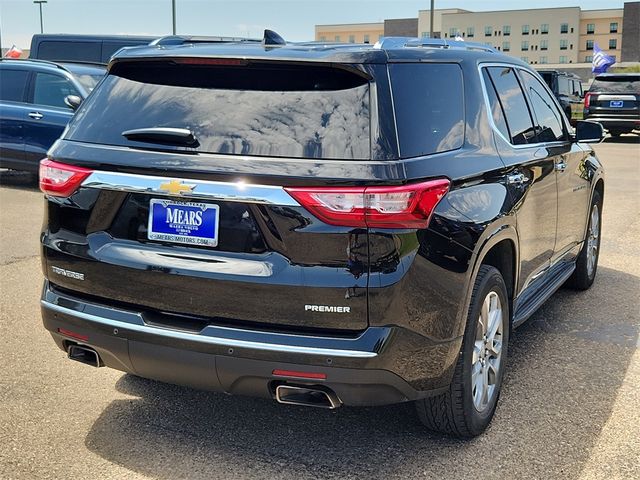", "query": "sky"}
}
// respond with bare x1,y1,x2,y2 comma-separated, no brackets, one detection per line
0,0,628,49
